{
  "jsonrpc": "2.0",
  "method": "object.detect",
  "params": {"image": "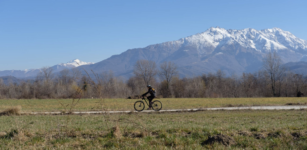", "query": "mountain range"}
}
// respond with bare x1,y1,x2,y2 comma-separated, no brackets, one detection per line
0,59,94,79
1,27,307,79
81,27,307,78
